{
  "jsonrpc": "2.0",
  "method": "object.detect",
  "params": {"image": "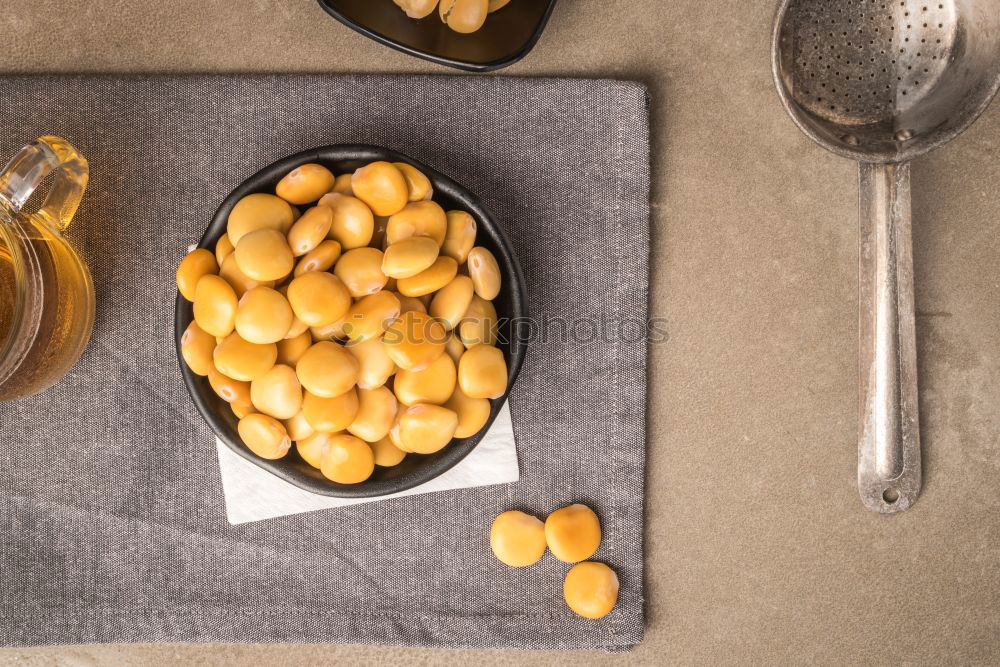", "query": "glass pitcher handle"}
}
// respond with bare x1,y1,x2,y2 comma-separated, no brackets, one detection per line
0,135,89,231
